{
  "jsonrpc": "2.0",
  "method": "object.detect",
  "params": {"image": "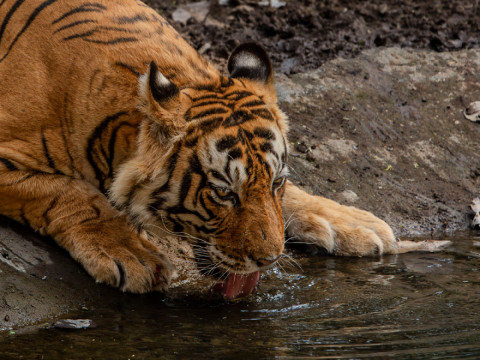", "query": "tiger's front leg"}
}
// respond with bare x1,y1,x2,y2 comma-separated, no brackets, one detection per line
282,181,397,256
0,169,175,293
